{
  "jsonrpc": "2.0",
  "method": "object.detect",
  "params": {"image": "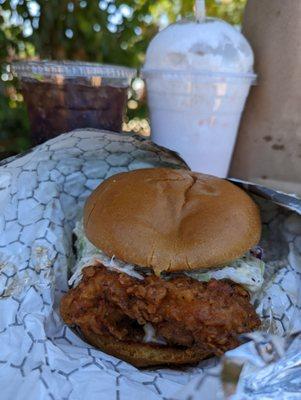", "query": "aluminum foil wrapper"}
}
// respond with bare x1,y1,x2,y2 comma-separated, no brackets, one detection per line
0,129,300,400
